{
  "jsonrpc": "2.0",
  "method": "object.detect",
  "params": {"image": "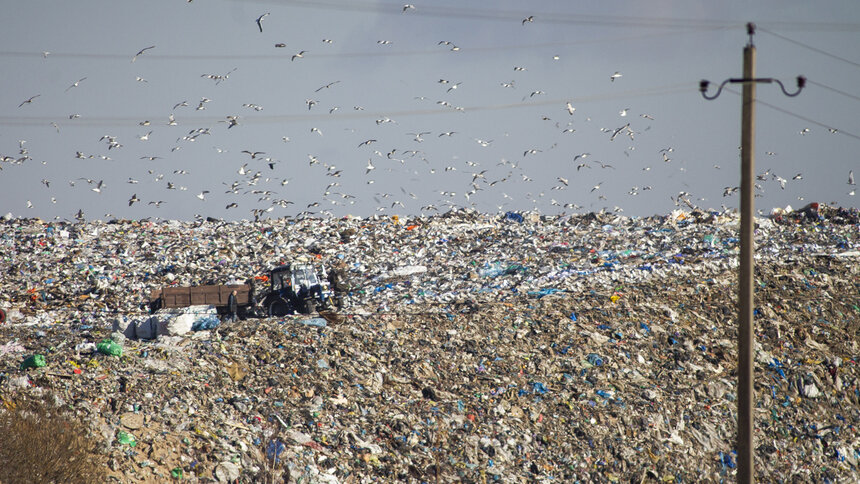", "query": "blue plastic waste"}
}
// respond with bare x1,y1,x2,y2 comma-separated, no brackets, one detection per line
192,315,221,331
586,353,604,367
504,211,524,223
